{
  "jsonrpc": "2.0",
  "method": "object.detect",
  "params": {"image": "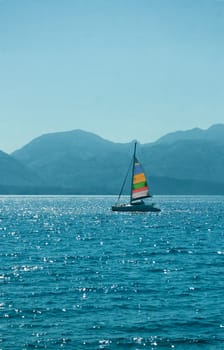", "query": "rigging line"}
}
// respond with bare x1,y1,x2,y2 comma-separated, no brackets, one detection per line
117,158,133,202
